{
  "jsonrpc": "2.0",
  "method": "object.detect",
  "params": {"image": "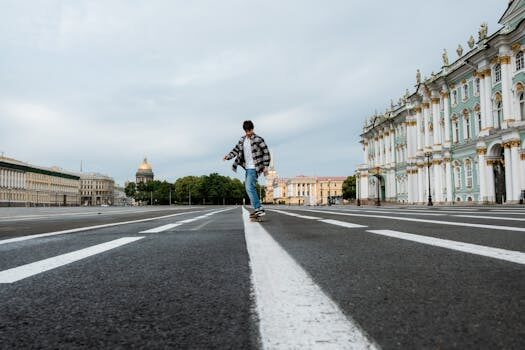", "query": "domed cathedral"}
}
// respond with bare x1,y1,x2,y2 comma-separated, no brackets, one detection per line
136,157,154,184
